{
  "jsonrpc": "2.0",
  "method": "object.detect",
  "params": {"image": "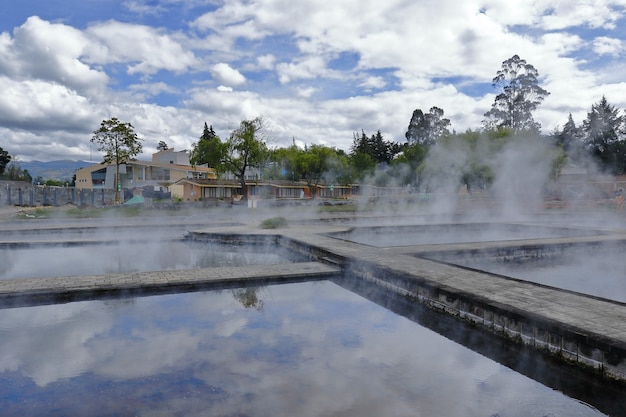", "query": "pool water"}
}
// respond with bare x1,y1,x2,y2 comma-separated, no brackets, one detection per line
425,247,626,303
327,223,601,247
0,280,608,417
0,240,303,279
